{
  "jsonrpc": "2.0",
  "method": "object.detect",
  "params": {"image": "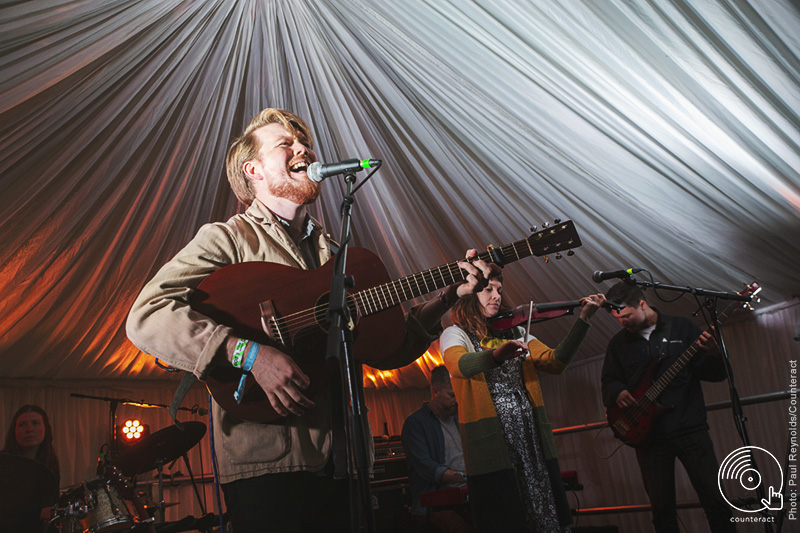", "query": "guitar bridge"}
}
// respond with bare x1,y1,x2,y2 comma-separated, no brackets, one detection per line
259,300,286,344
